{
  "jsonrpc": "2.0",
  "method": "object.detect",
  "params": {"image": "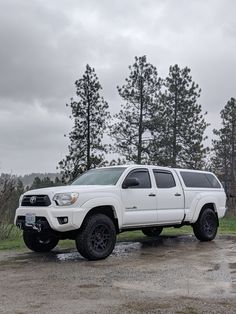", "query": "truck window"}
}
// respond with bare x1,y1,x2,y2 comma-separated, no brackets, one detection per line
205,174,221,188
180,172,221,188
153,171,176,188
72,167,126,185
124,169,151,189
